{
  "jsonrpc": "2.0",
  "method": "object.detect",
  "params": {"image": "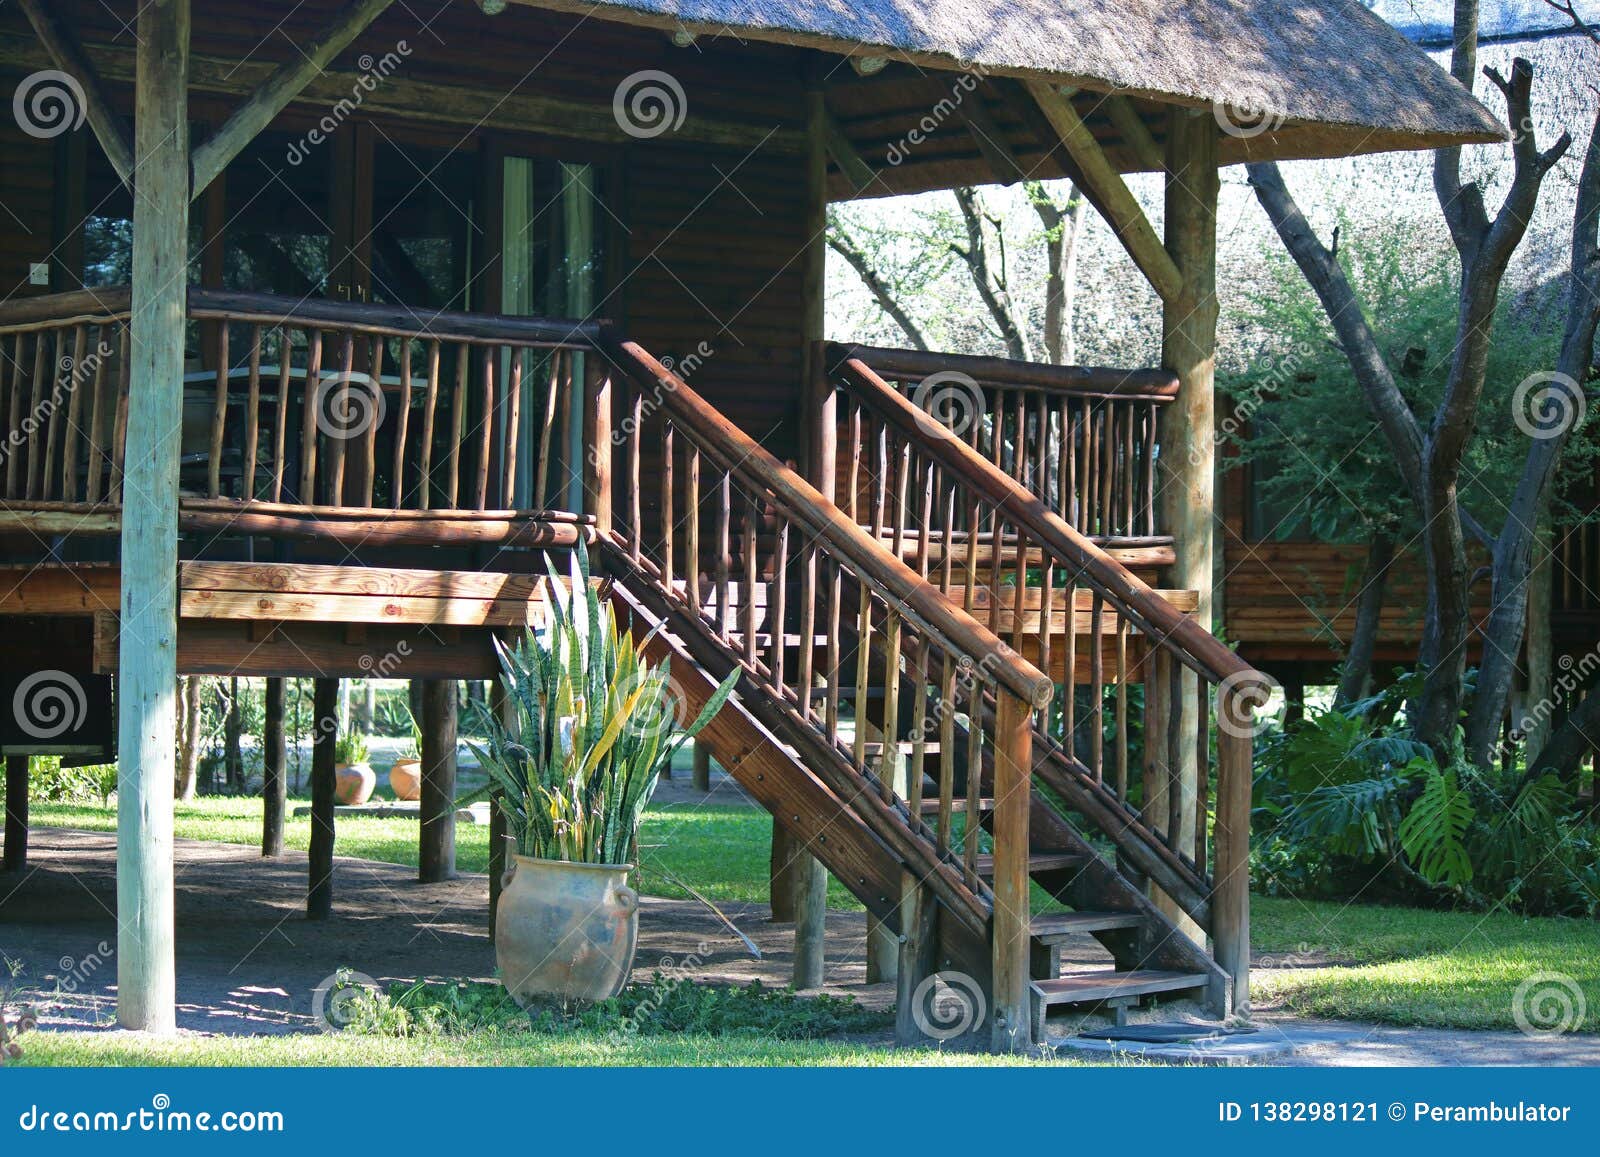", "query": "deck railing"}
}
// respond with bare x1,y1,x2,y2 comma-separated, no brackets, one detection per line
0,287,603,526
826,343,1178,548
830,349,1266,1011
